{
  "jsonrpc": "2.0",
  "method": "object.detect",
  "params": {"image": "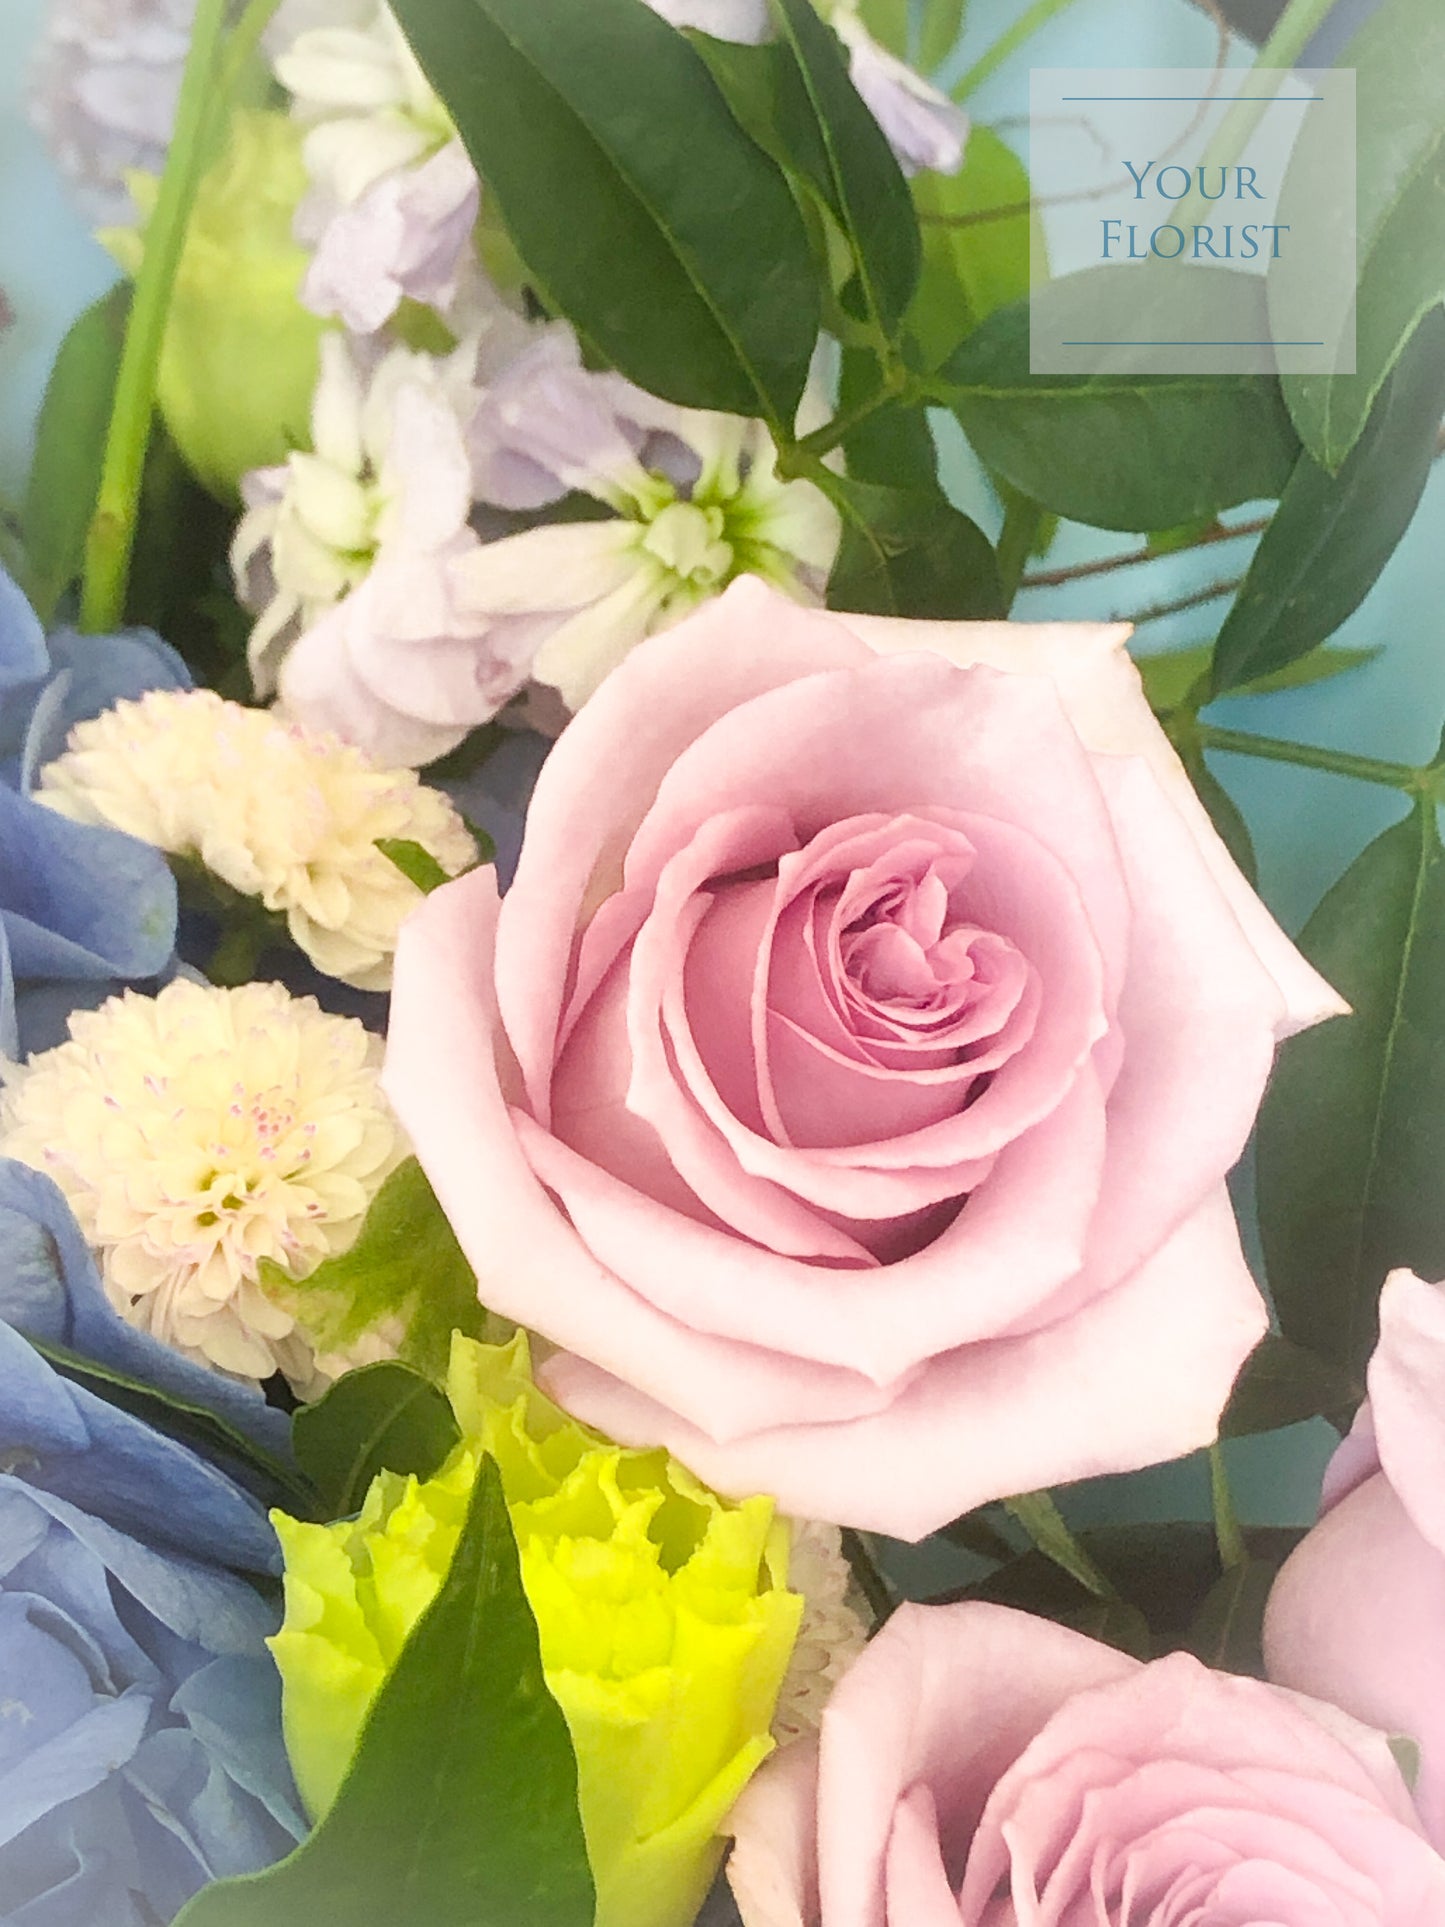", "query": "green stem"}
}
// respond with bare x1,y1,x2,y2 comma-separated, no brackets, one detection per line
214,0,286,126
1197,723,1421,792
951,0,1083,102
785,375,914,470
996,494,1043,611
1177,0,1338,227
1004,1491,1118,1600
1209,1444,1247,1571
78,0,230,634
